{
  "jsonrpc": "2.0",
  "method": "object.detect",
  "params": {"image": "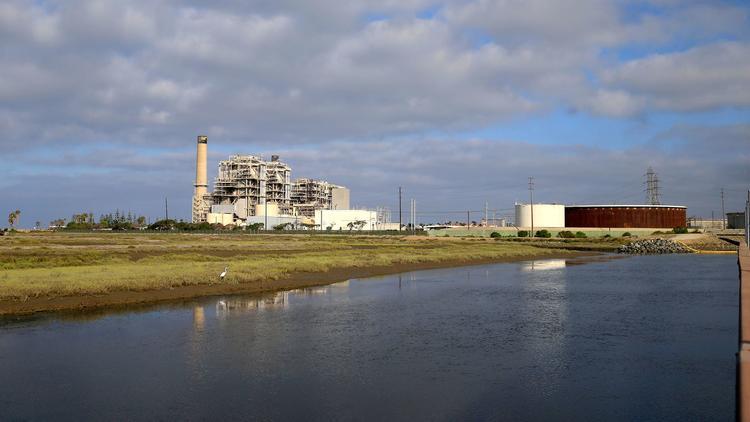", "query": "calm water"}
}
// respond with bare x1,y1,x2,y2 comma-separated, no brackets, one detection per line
0,255,738,421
